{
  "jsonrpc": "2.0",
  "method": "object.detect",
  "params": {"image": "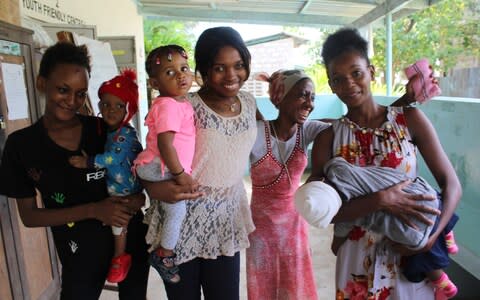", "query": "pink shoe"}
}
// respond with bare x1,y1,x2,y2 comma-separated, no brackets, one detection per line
404,58,441,104
434,287,448,300
432,272,458,299
107,253,132,283
445,231,459,255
